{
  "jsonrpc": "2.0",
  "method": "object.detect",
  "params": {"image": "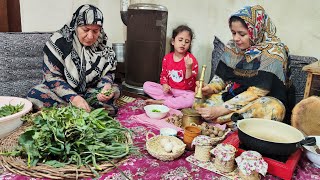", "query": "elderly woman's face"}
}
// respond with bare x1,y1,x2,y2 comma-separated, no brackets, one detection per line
230,21,251,50
76,24,101,46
